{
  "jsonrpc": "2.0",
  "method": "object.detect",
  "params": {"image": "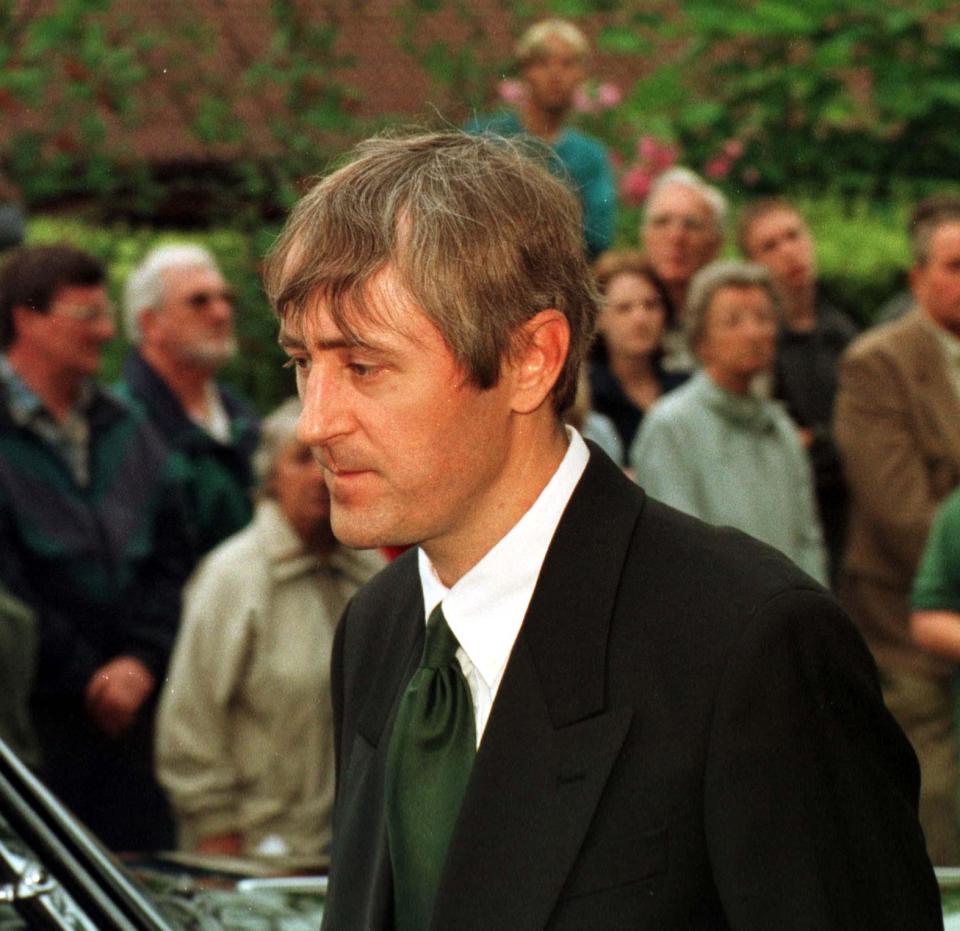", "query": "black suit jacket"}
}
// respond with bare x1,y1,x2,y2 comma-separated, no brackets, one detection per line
322,447,940,929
